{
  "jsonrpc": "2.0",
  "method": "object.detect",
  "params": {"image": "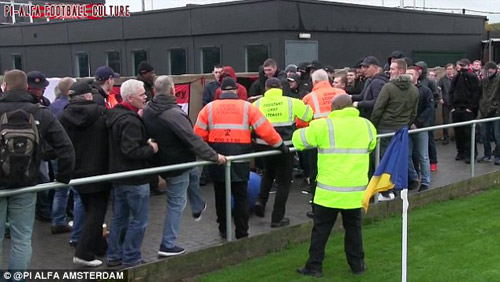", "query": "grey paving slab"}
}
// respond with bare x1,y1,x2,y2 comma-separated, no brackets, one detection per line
1,140,498,270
